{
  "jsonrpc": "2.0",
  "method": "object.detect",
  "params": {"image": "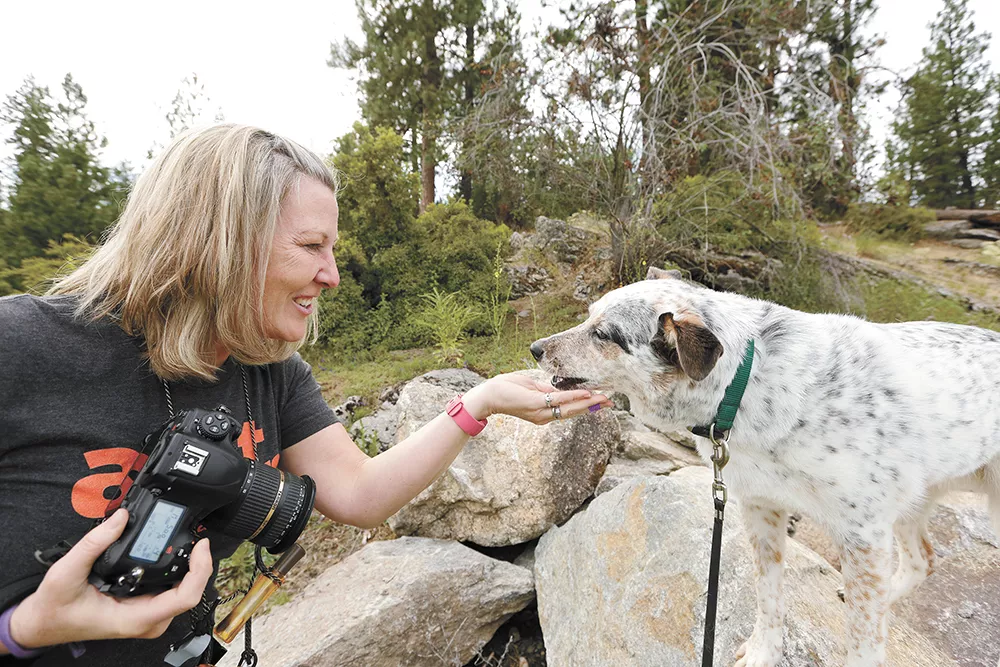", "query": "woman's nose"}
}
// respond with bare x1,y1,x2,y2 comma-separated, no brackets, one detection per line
318,254,340,289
